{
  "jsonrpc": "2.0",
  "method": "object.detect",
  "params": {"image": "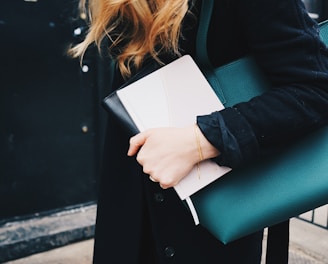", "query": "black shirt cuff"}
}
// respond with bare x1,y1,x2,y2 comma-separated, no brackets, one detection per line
197,107,259,168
